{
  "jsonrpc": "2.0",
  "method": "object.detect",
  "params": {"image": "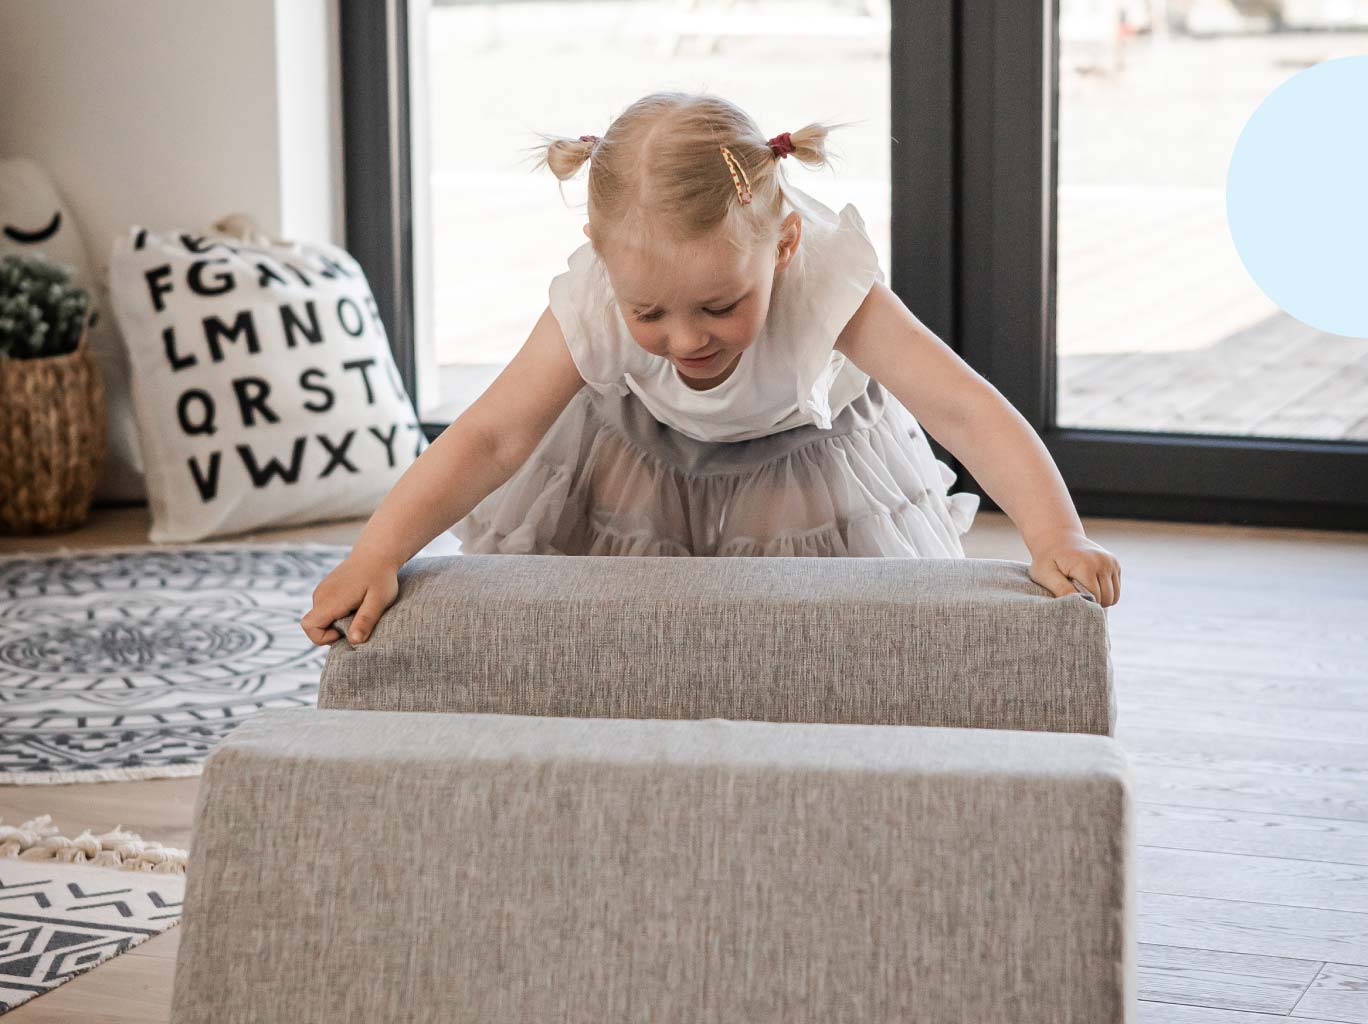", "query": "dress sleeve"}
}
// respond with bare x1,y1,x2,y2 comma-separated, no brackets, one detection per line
547,240,633,396
787,202,886,428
